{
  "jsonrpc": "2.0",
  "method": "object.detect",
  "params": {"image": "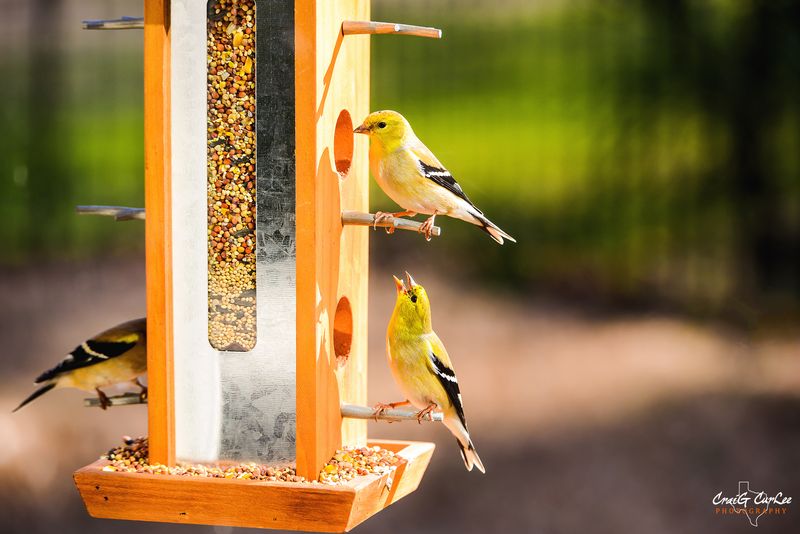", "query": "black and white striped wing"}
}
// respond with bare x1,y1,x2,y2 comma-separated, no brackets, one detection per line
428,350,468,429
35,339,137,383
418,160,481,213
